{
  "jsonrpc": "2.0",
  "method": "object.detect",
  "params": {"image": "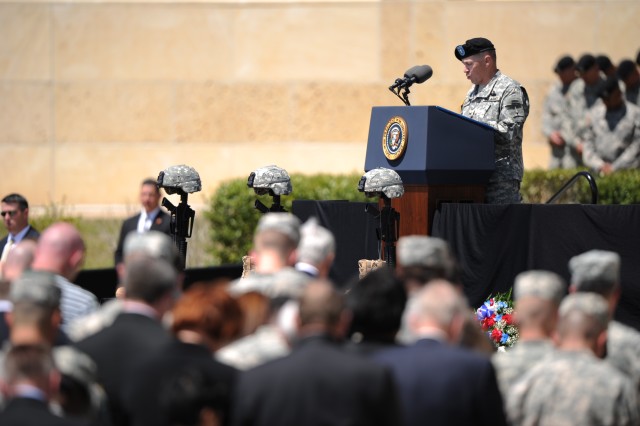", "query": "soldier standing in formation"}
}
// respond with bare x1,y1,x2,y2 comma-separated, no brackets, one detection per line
581,76,640,175
542,56,581,169
455,37,530,204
